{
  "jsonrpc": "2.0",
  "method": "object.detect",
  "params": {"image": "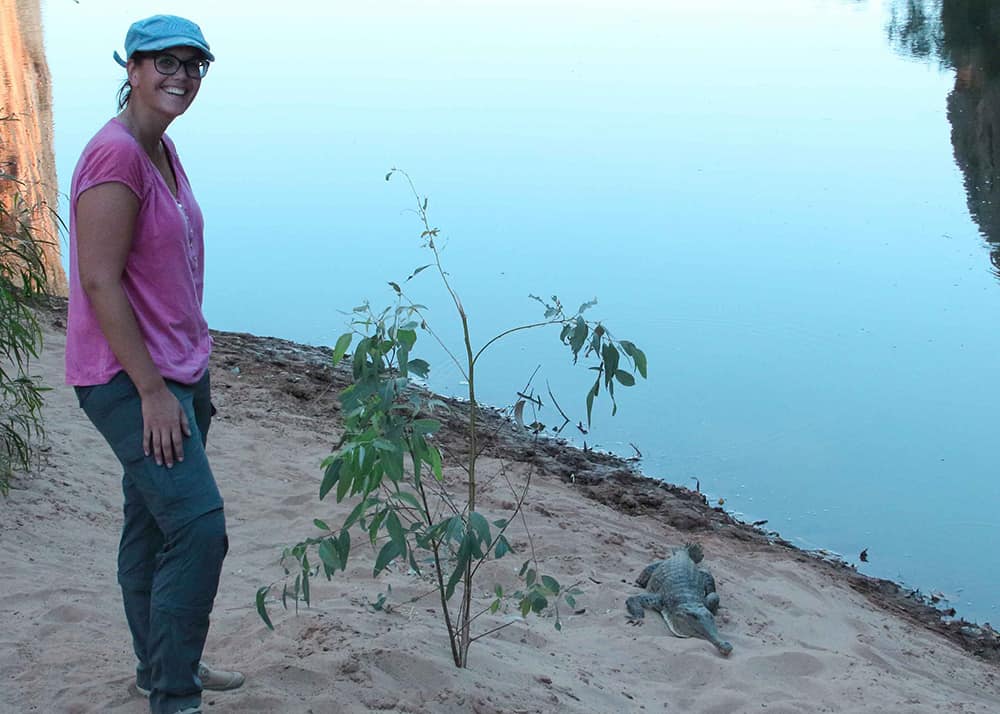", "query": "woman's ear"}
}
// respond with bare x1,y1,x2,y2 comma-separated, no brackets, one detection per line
126,58,139,86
